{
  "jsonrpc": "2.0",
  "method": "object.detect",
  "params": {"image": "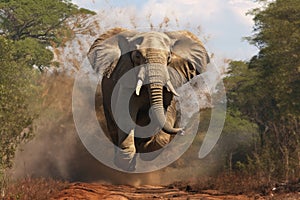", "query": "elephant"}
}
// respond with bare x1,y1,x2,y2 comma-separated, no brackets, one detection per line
88,27,210,171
